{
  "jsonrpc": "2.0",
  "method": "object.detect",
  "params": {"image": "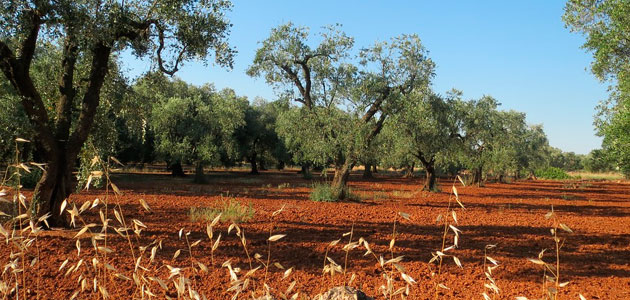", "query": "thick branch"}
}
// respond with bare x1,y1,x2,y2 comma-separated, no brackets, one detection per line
67,43,112,159
55,30,79,142
0,40,57,158
362,87,390,123
296,60,313,107
18,9,43,69
280,64,310,108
